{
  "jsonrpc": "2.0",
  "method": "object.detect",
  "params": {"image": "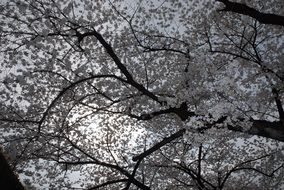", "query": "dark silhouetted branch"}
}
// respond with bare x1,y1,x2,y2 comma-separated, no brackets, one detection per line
0,149,25,190
216,0,284,26
133,118,284,163
79,29,161,104
272,88,284,121
129,102,195,121
133,129,186,161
